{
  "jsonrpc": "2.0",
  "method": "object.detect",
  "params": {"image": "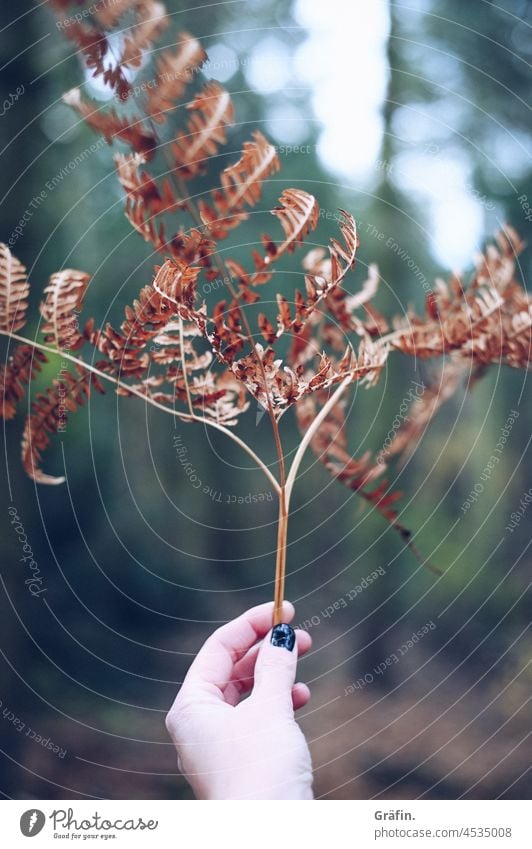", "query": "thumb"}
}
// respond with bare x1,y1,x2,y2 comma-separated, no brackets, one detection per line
252,624,297,711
